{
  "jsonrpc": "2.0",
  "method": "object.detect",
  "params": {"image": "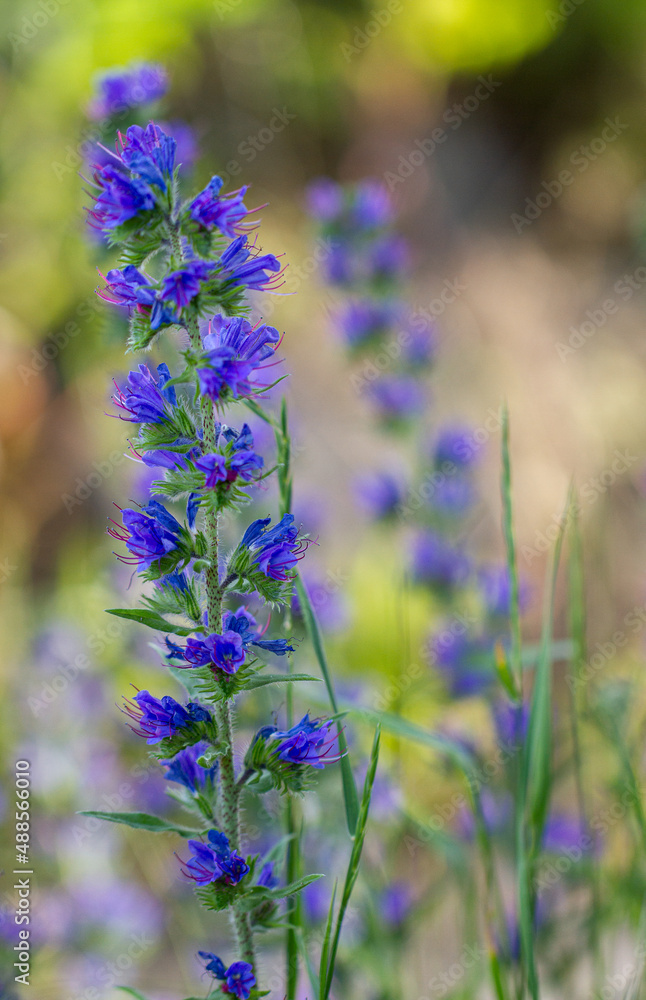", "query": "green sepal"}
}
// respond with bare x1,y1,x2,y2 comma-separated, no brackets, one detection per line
147,718,219,761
